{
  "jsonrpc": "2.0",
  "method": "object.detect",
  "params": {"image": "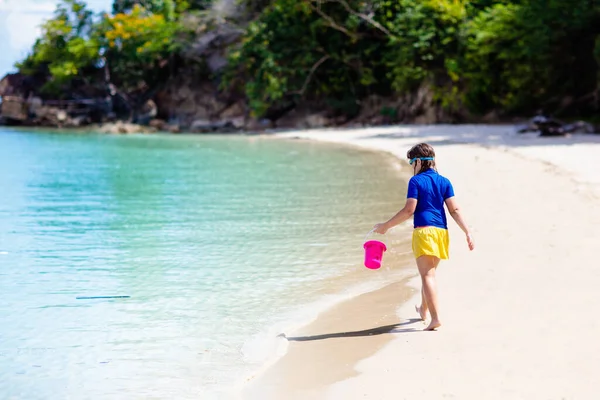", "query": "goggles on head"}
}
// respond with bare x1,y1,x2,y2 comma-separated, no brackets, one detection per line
409,157,434,165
